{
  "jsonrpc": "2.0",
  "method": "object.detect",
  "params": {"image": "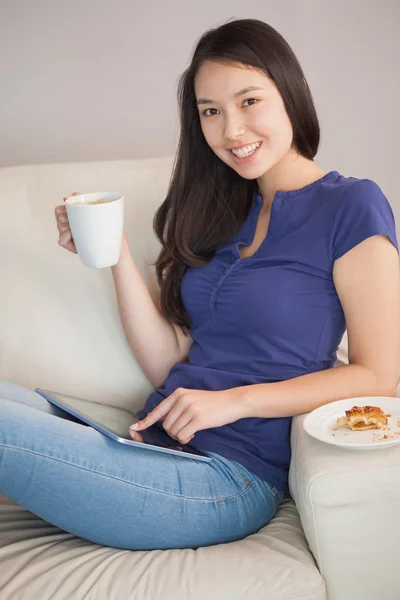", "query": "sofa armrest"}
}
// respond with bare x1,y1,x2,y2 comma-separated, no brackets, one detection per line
289,413,400,600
